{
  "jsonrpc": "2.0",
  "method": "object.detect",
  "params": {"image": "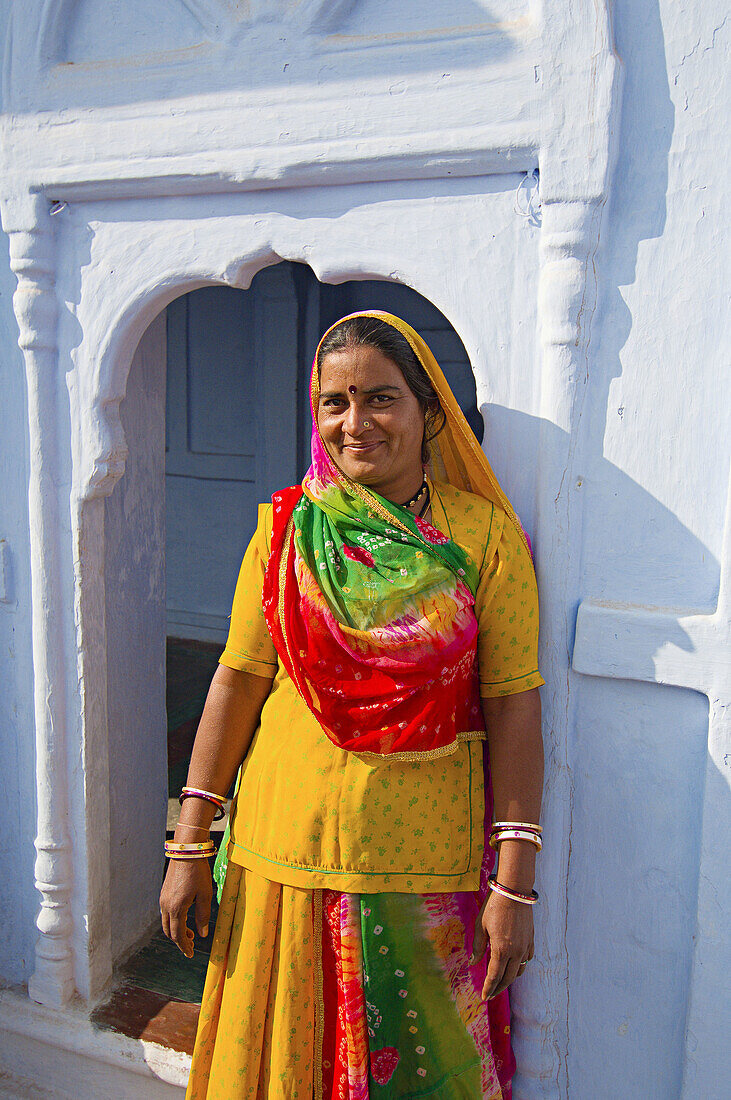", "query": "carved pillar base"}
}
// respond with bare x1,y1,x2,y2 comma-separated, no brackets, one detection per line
28,842,75,1007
